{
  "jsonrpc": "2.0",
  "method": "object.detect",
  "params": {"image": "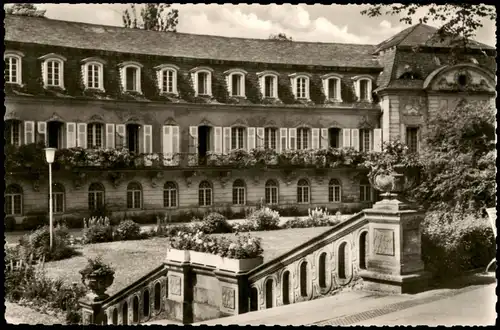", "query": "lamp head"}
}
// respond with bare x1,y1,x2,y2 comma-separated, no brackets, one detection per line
44,148,56,164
